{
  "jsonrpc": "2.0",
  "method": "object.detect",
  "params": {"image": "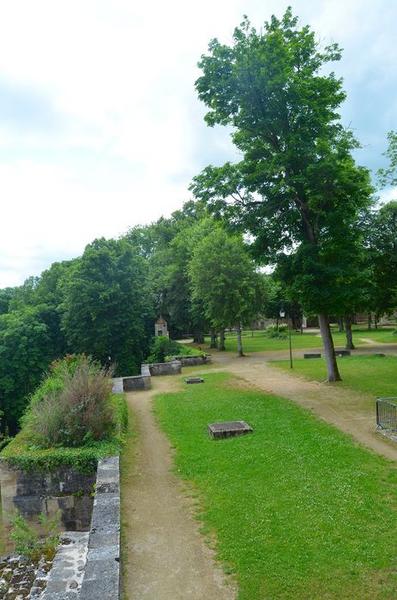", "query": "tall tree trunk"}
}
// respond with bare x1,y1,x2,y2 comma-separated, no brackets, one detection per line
338,317,344,333
193,330,204,344
236,323,244,357
218,329,225,351
374,314,379,329
209,328,217,349
367,313,372,330
345,315,355,350
318,313,341,382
